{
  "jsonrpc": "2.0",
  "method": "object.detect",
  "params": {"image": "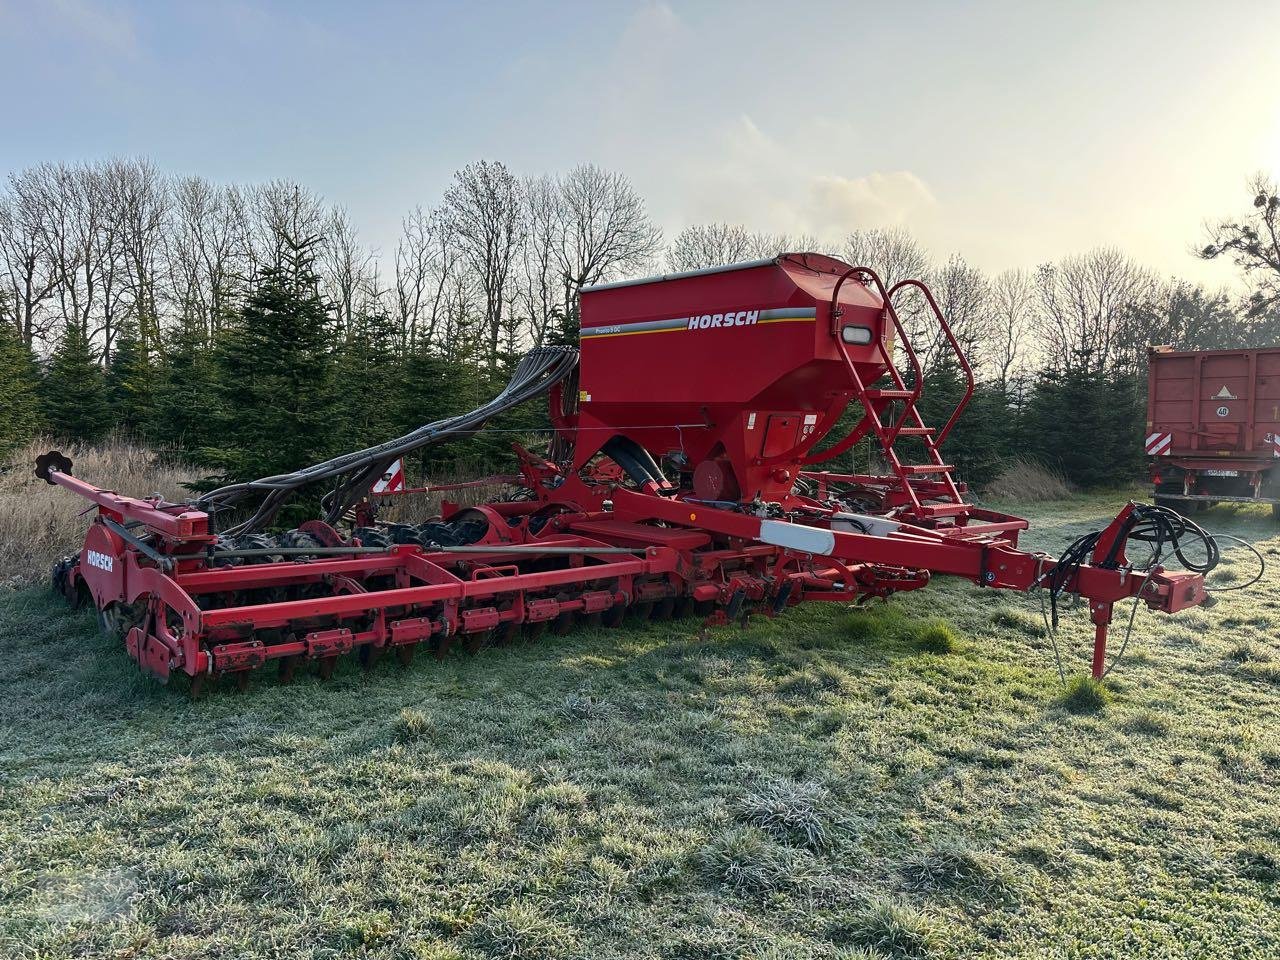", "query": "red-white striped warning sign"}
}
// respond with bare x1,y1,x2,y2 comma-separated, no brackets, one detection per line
1269,433,1280,458
372,459,406,494
1145,432,1173,456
